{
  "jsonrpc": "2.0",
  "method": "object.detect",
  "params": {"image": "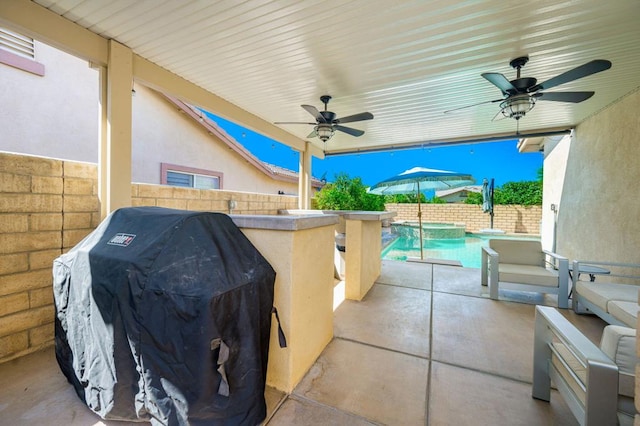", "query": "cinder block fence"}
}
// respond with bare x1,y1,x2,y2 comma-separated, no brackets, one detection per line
0,153,99,362
385,203,542,234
